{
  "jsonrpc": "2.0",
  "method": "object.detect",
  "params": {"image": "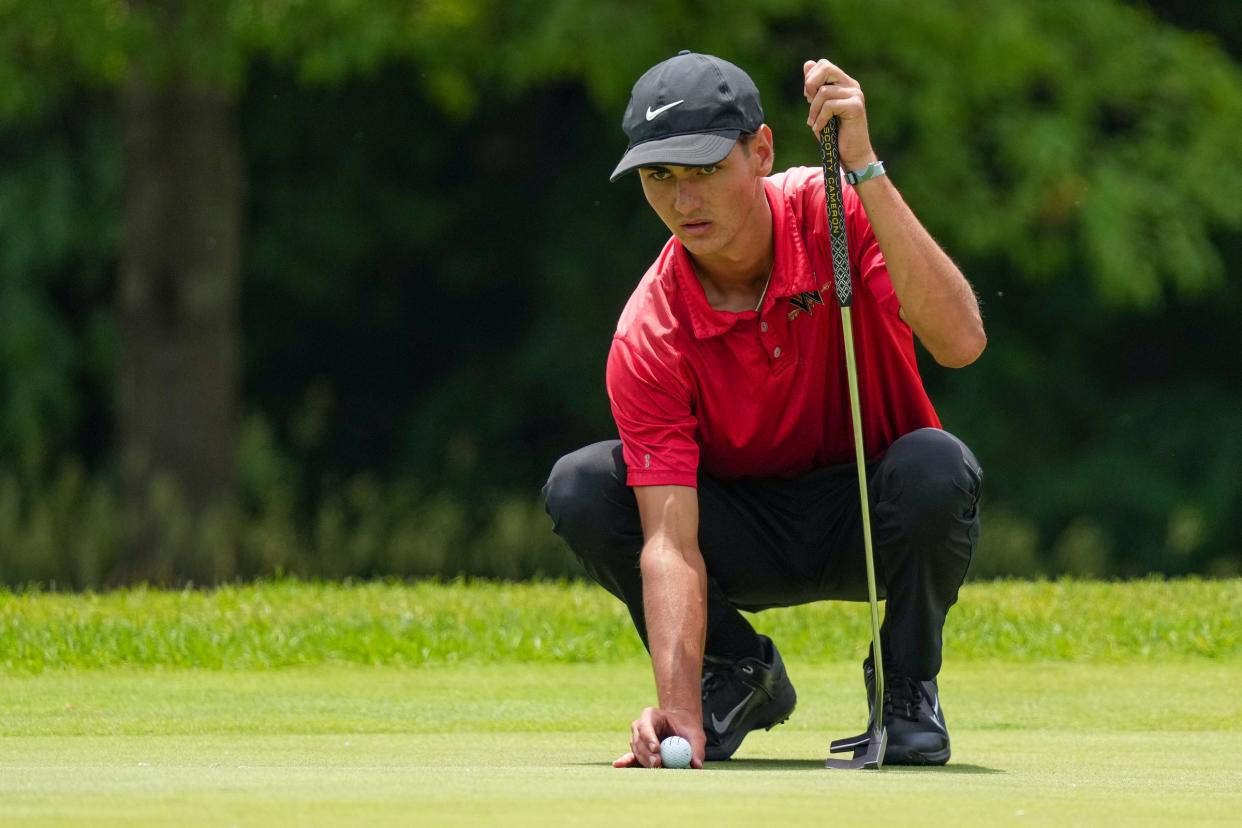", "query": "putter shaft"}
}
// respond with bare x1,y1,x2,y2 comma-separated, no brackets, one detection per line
840,306,885,730
821,118,887,770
